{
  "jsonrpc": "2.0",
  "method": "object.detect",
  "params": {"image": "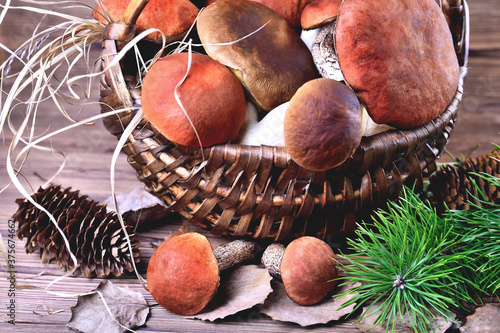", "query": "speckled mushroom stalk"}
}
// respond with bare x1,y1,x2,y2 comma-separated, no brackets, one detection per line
261,236,338,306
147,232,262,315
213,239,262,271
